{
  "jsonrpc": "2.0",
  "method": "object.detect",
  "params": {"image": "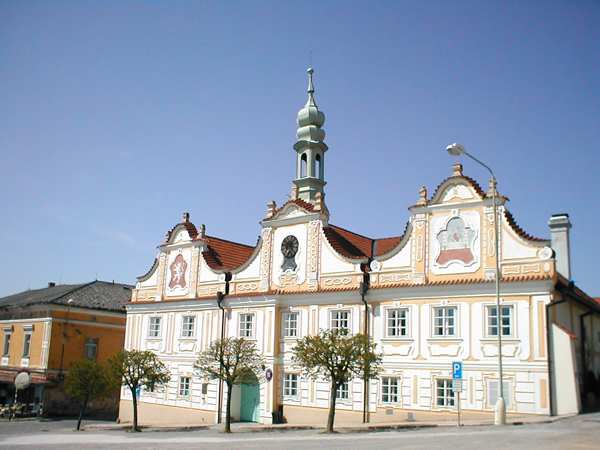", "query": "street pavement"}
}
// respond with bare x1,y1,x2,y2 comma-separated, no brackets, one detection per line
1,413,599,449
